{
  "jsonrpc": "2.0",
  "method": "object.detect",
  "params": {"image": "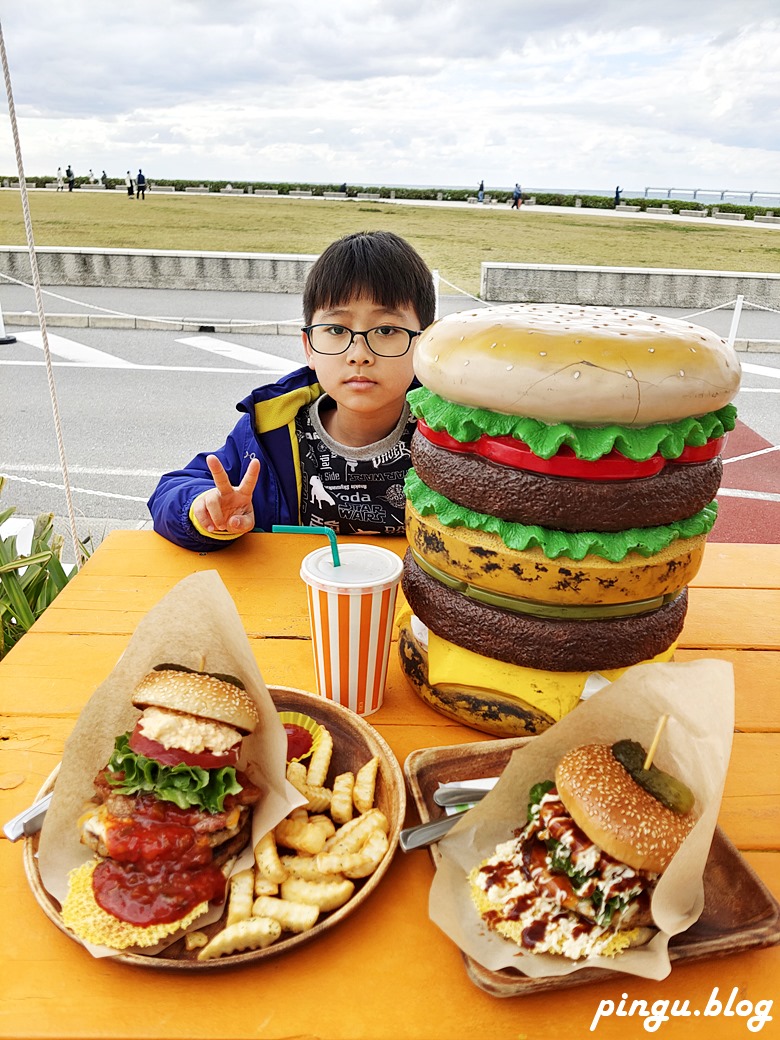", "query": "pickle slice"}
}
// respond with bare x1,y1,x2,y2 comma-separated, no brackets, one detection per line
612,739,695,814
